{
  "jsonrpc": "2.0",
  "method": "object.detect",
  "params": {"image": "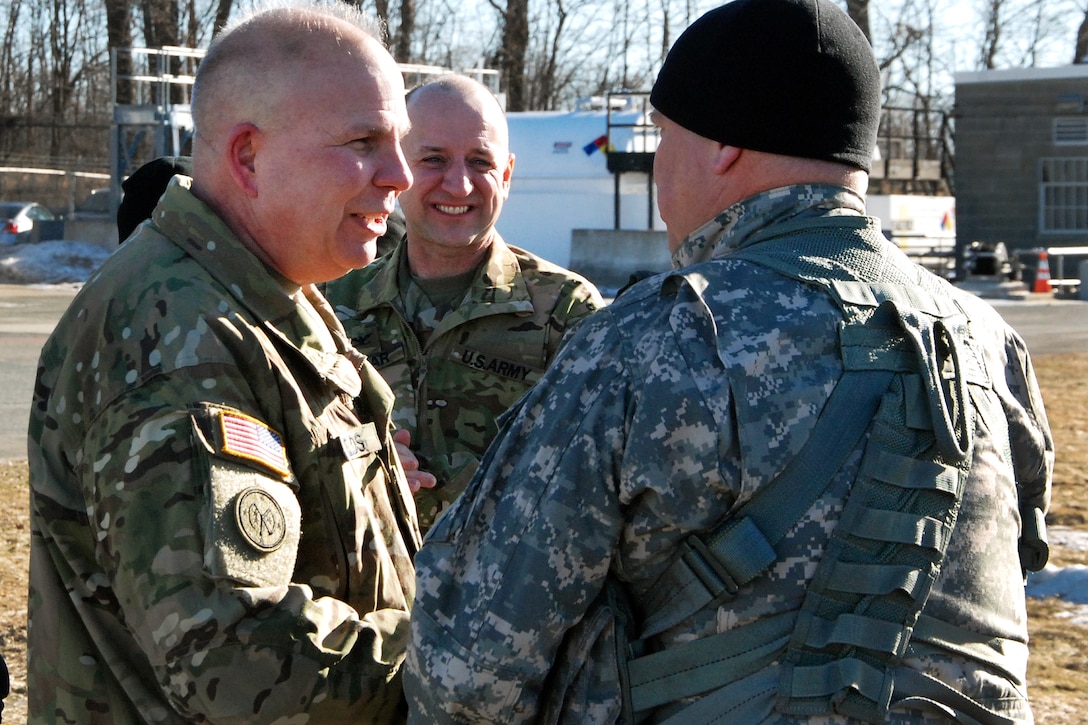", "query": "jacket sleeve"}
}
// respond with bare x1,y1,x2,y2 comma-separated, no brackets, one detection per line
545,276,607,360
1001,330,1054,515
81,378,409,722
404,314,631,722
